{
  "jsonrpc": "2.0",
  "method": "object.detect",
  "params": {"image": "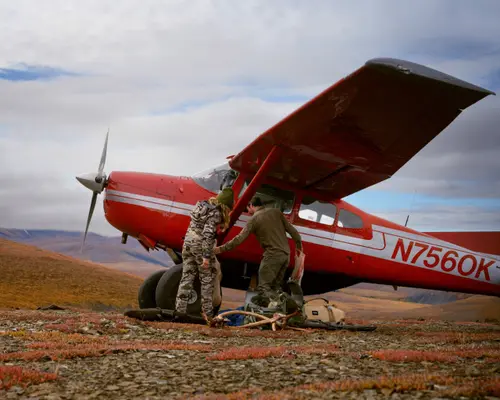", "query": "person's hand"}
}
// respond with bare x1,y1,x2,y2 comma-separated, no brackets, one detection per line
214,247,221,255
202,258,210,269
